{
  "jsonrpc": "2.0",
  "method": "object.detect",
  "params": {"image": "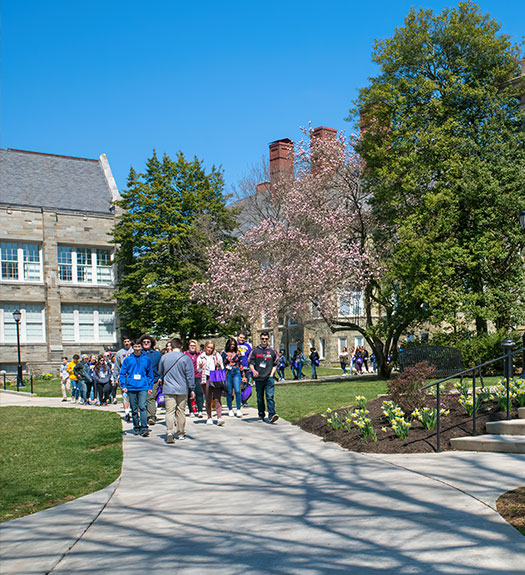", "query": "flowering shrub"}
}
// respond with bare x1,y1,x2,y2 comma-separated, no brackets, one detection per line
350,407,377,441
43,373,53,380
355,395,367,409
322,408,351,432
382,400,411,438
492,378,525,409
412,406,449,430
